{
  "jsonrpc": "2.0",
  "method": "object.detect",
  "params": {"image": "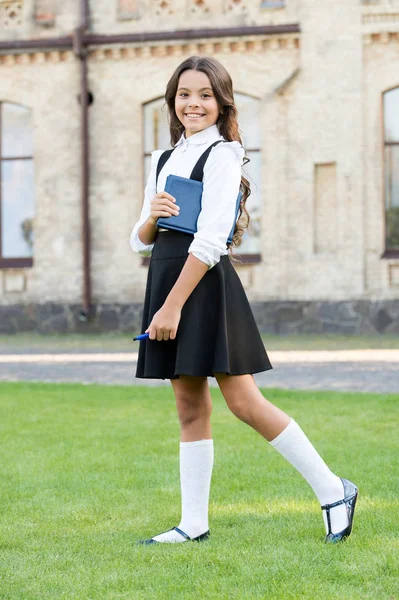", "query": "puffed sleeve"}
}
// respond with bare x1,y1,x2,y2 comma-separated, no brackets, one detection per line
188,141,245,269
129,149,164,256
